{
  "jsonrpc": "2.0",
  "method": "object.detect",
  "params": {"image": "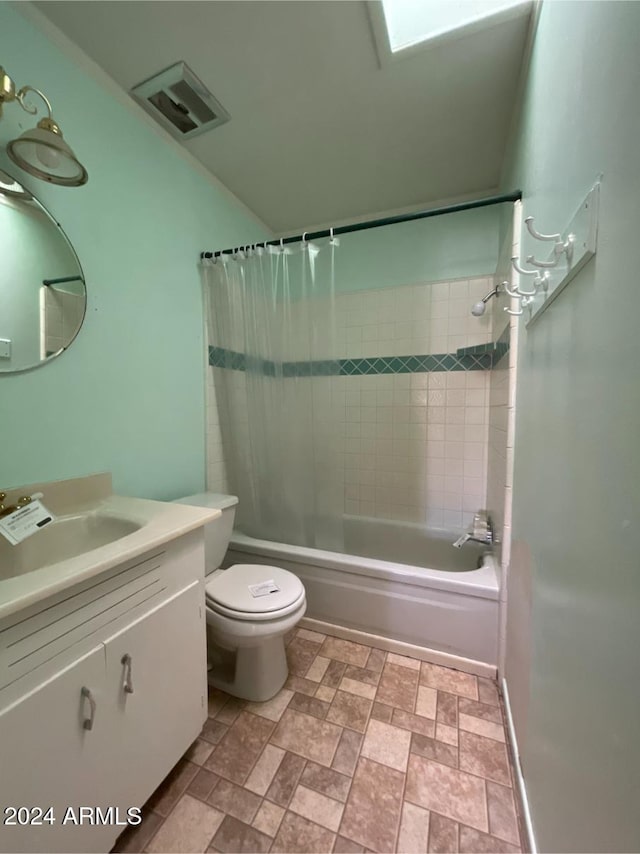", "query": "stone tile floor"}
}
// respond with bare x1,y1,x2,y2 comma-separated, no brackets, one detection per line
113,628,525,853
